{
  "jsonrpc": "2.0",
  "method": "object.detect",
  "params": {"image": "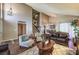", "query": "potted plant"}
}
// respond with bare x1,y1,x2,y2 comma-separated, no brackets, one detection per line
71,19,79,54
71,19,79,38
